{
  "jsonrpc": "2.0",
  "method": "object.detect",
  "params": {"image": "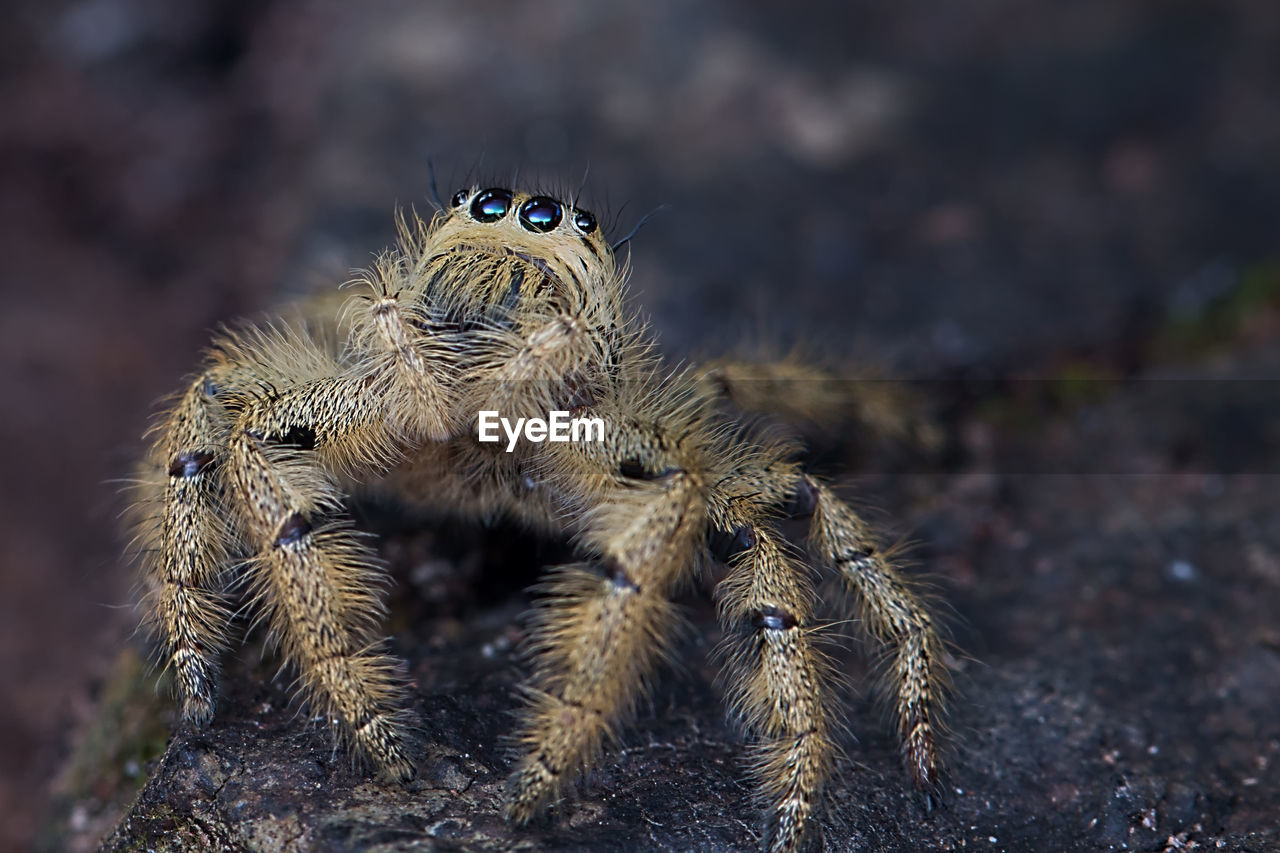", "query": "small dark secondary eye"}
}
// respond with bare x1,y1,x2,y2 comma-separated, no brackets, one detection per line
518,197,563,233
471,188,513,222
572,209,597,234
450,189,469,208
